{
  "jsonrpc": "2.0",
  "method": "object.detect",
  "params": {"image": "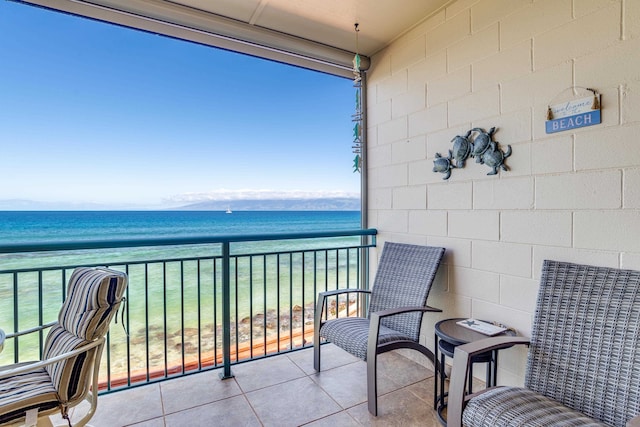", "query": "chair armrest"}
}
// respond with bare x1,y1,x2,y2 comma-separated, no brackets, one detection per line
0,337,104,380
370,305,442,320
315,289,371,327
317,288,371,299
447,336,531,427
628,415,640,427
4,321,57,340
367,305,443,358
